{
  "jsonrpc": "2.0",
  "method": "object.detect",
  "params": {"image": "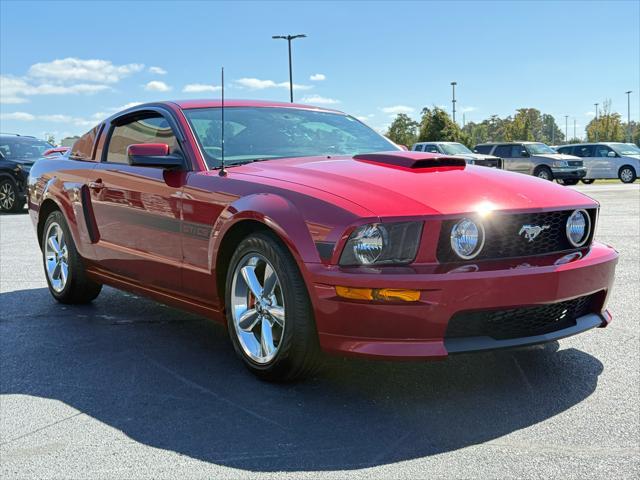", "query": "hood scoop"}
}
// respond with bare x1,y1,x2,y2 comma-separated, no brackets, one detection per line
353,151,466,169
